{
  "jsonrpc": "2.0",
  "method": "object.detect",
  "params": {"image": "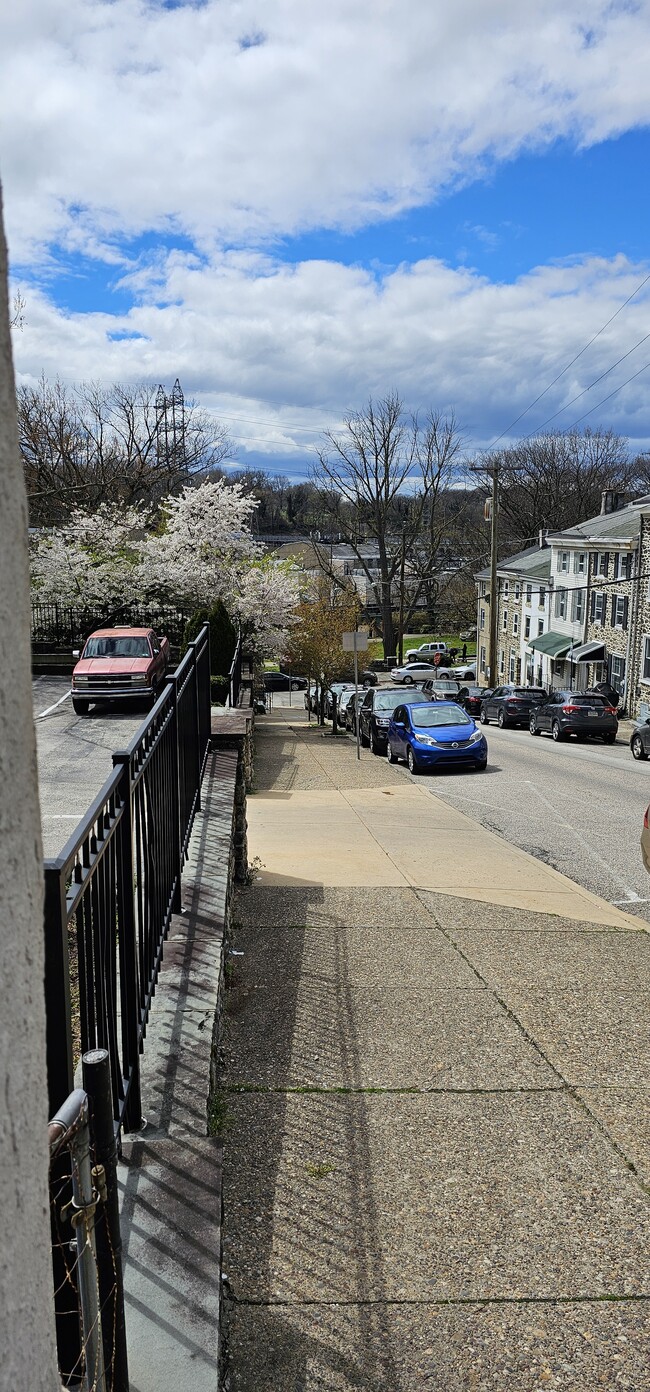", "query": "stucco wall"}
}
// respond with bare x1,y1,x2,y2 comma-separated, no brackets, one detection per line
0,192,60,1388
